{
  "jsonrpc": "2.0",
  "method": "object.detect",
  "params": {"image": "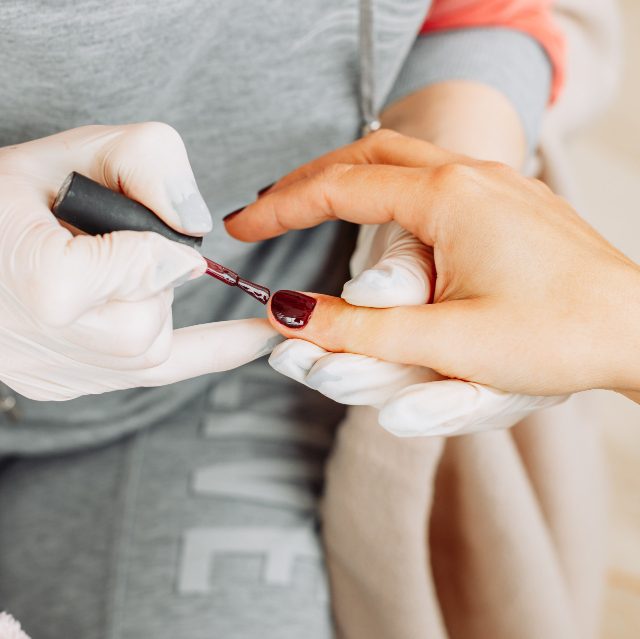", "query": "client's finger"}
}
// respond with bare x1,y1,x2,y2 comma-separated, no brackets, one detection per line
225,163,444,244
266,290,483,379
264,129,455,193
